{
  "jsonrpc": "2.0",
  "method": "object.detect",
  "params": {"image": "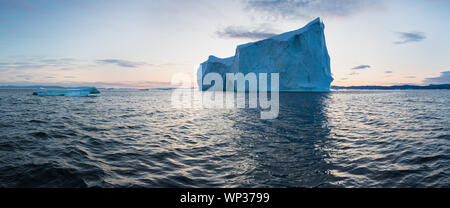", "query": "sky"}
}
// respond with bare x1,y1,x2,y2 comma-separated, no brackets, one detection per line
0,0,449,88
